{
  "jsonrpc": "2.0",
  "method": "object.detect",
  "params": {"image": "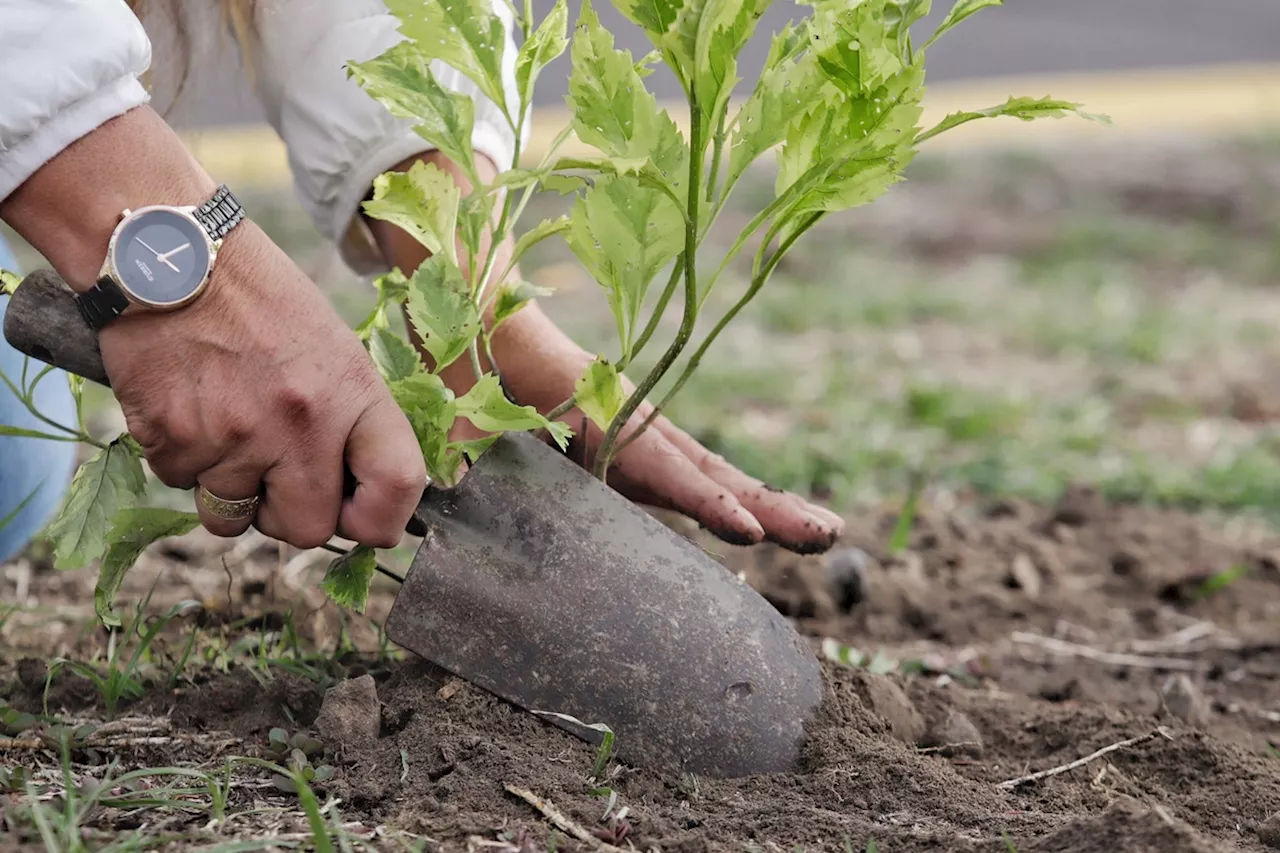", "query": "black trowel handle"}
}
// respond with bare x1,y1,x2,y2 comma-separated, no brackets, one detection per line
3,269,430,537
4,270,110,387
